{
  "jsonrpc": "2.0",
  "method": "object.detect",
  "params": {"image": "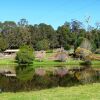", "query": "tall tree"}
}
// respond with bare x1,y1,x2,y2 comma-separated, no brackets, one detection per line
57,24,71,48
18,19,28,27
